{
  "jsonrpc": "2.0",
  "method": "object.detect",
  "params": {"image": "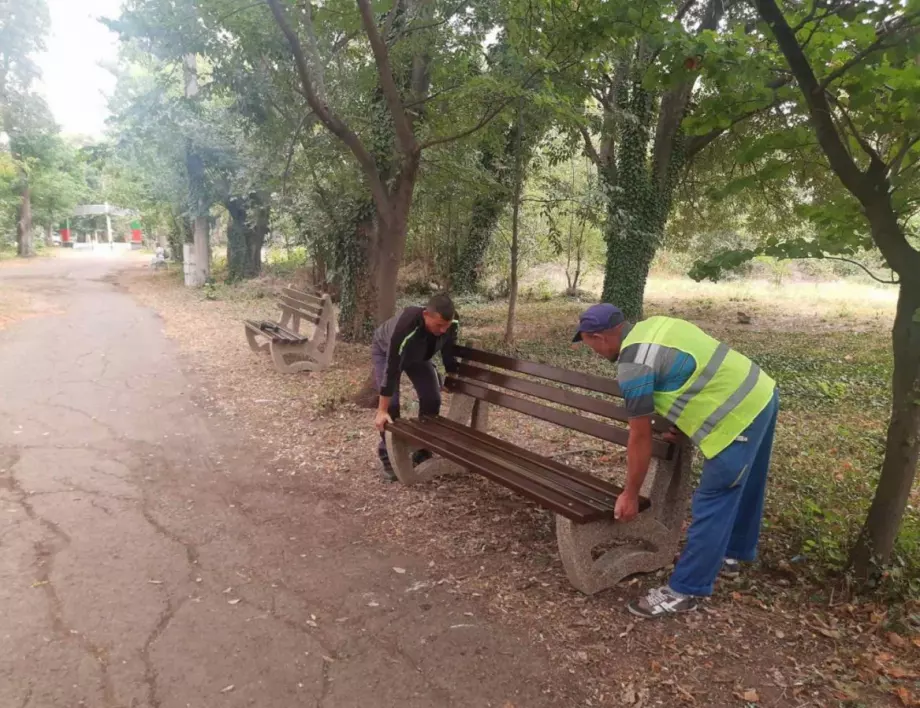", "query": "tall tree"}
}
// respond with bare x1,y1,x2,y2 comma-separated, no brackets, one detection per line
1,0,52,258
264,0,548,325
692,0,920,575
